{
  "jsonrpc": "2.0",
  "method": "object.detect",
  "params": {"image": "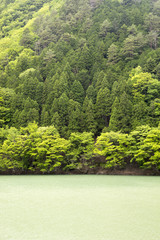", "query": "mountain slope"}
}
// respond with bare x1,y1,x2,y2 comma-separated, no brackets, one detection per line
0,0,160,137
